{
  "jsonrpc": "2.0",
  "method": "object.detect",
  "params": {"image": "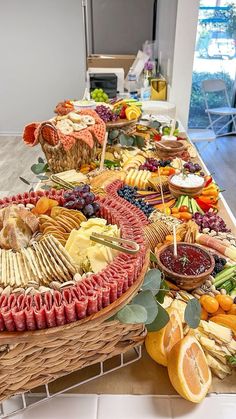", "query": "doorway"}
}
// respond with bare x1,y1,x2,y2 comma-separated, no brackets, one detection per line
188,0,236,132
